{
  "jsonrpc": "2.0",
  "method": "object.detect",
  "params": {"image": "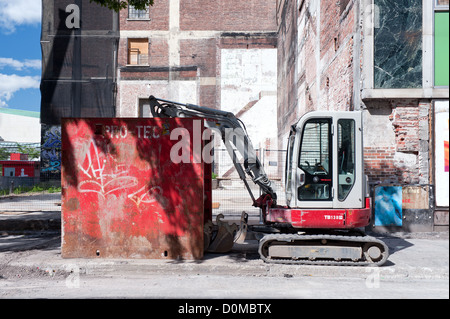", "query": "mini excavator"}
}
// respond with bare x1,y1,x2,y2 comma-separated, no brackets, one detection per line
149,96,389,266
